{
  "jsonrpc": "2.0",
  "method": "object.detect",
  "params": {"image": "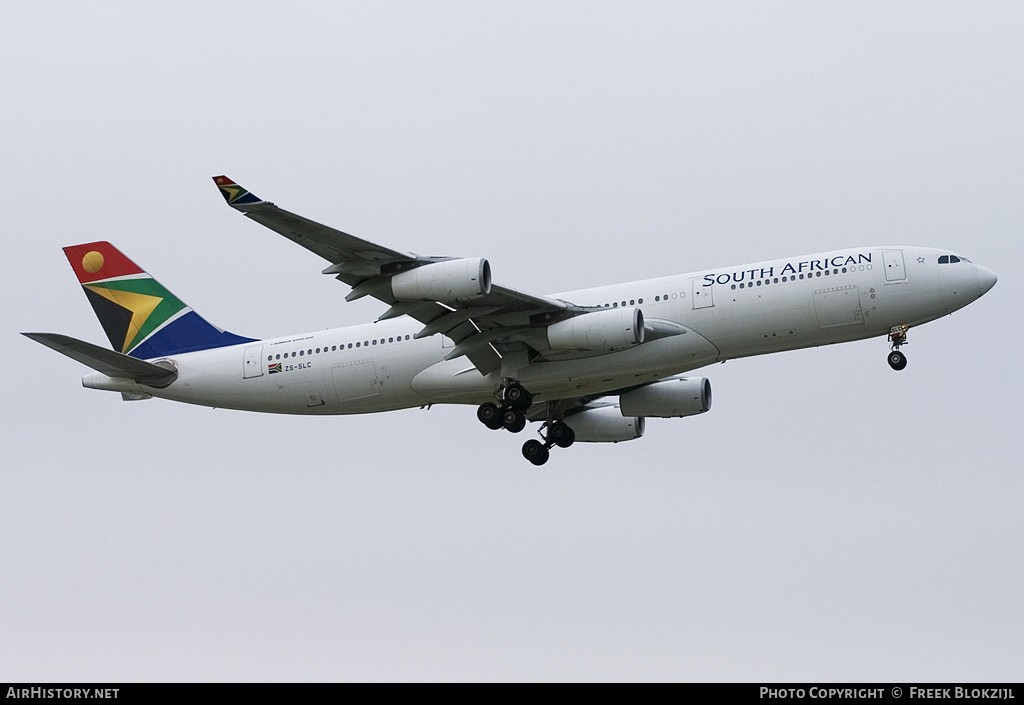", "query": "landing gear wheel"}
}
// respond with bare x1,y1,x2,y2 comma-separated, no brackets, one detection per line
503,409,527,433
477,402,503,430
505,383,533,411
522,439,550,466
548,421,575,448
888,350,907,371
